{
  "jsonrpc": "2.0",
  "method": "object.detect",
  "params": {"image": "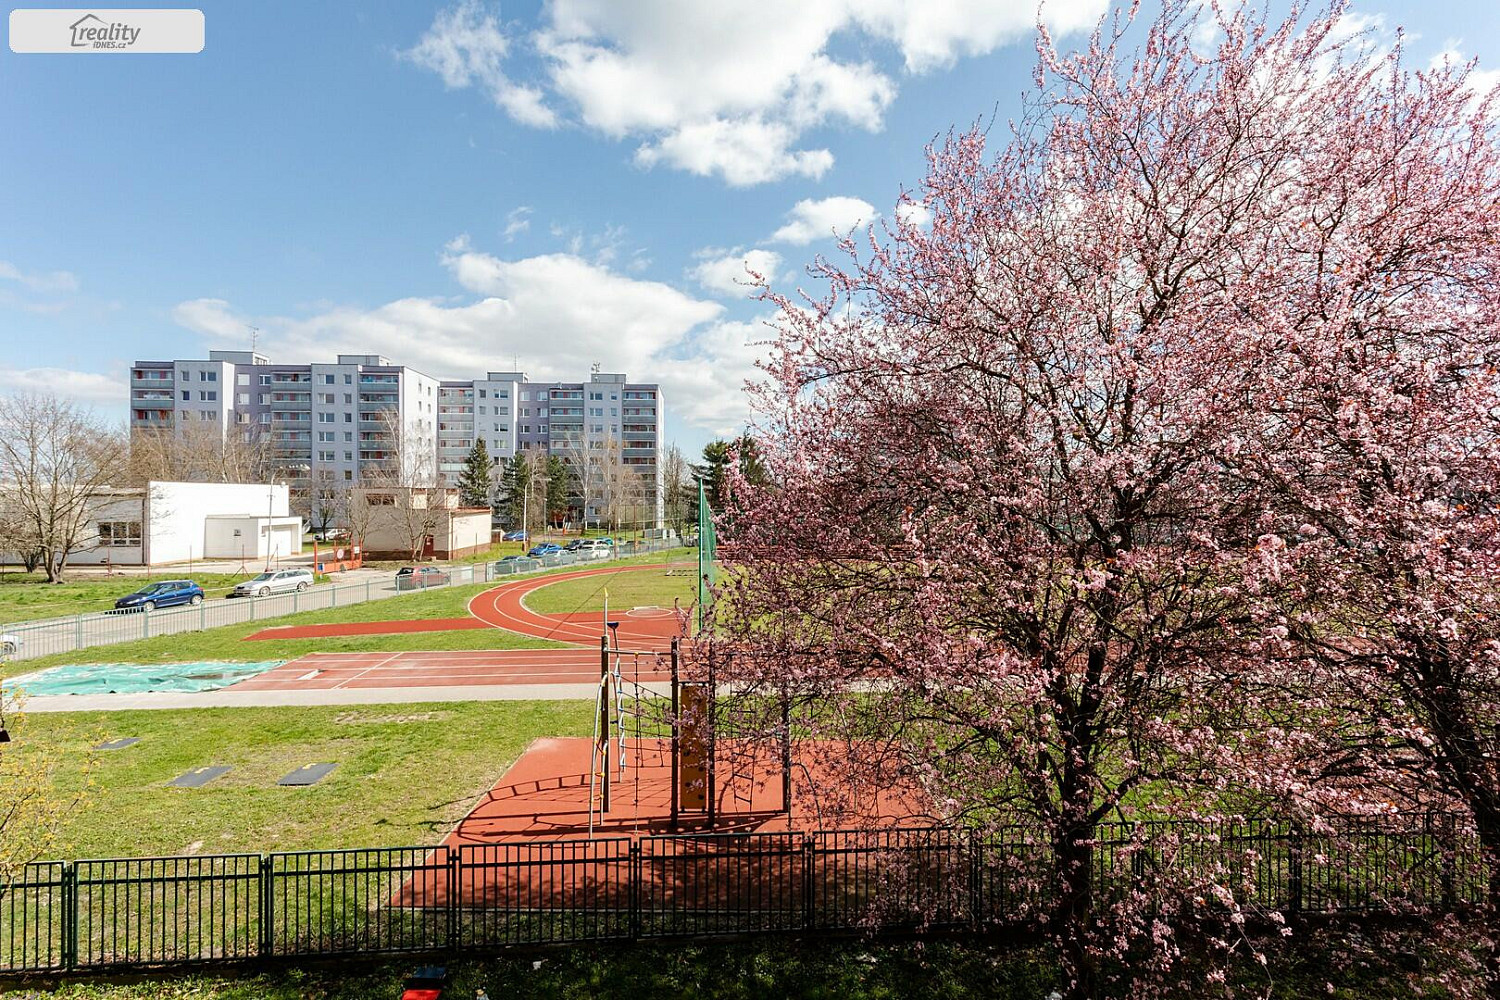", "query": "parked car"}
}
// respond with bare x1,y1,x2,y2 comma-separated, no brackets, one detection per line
395,566,451,591
228,568,314,598
576,539,612,560
527,543,561,558
562,539,586,552
501,529,528,542
311,528,349,542
113,580,204,612
492,555,533,572
0,633,21,656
